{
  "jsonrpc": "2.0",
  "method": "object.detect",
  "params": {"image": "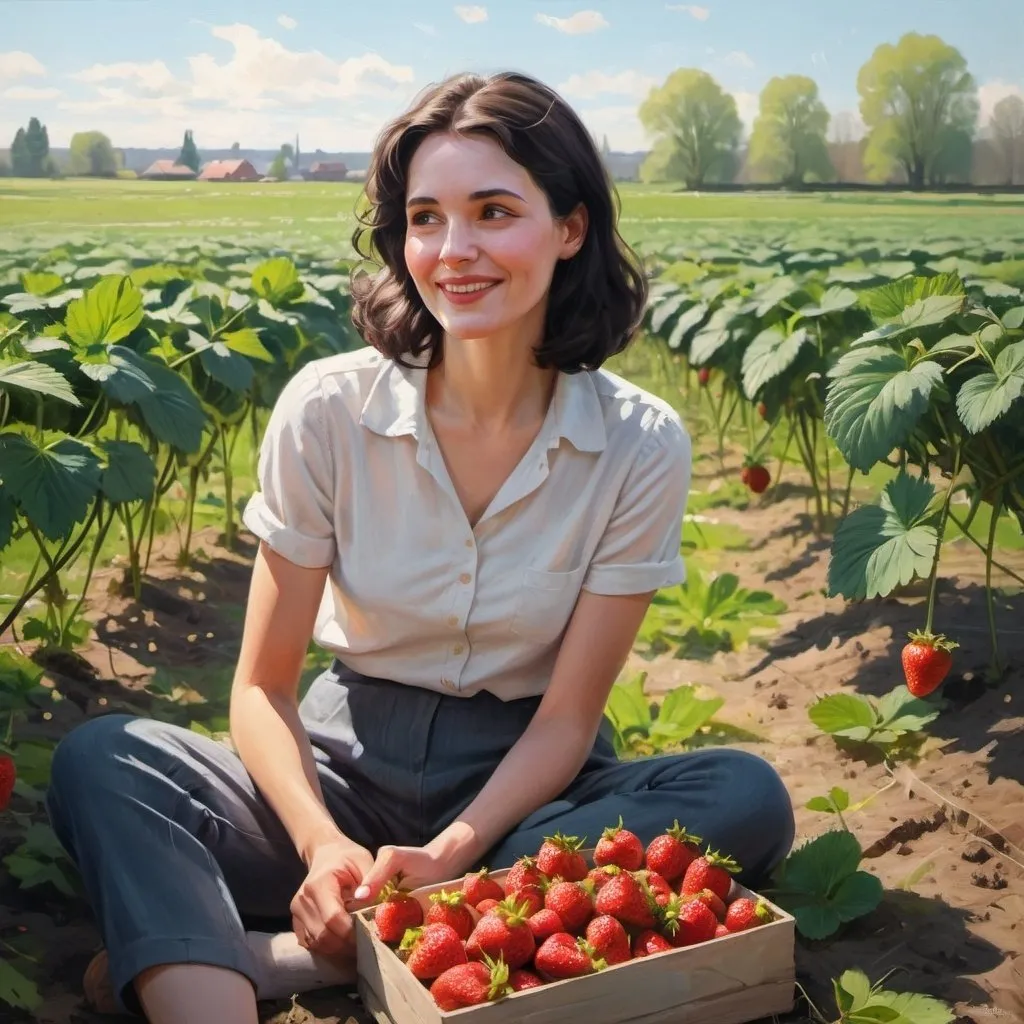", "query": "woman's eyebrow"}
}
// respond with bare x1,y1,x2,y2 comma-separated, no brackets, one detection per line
405,188,526,208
